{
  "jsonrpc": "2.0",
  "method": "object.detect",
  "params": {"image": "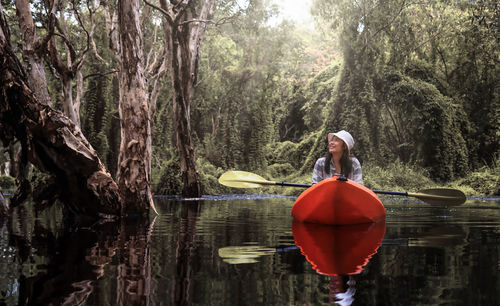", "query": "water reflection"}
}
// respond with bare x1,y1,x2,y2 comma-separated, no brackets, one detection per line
1,205,157,306
170,201,201,306
13,219,120,305
292,220,386,275
218,245,282,264
218,219,386,305
117,216,156,306
292,221,386,306
2,196,500,305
